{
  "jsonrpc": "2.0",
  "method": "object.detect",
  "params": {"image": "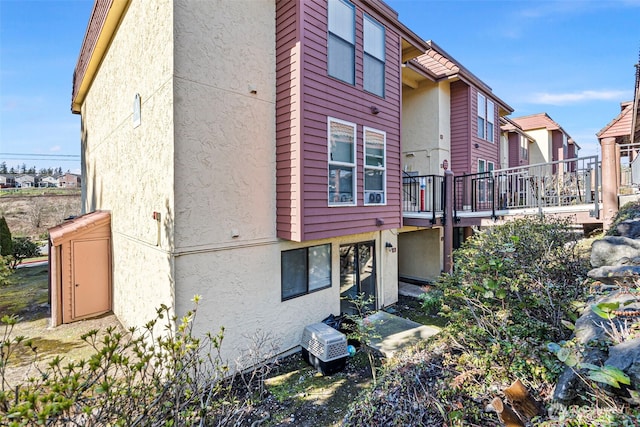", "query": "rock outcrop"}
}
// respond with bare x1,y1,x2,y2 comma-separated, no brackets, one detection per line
554,222,640,403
